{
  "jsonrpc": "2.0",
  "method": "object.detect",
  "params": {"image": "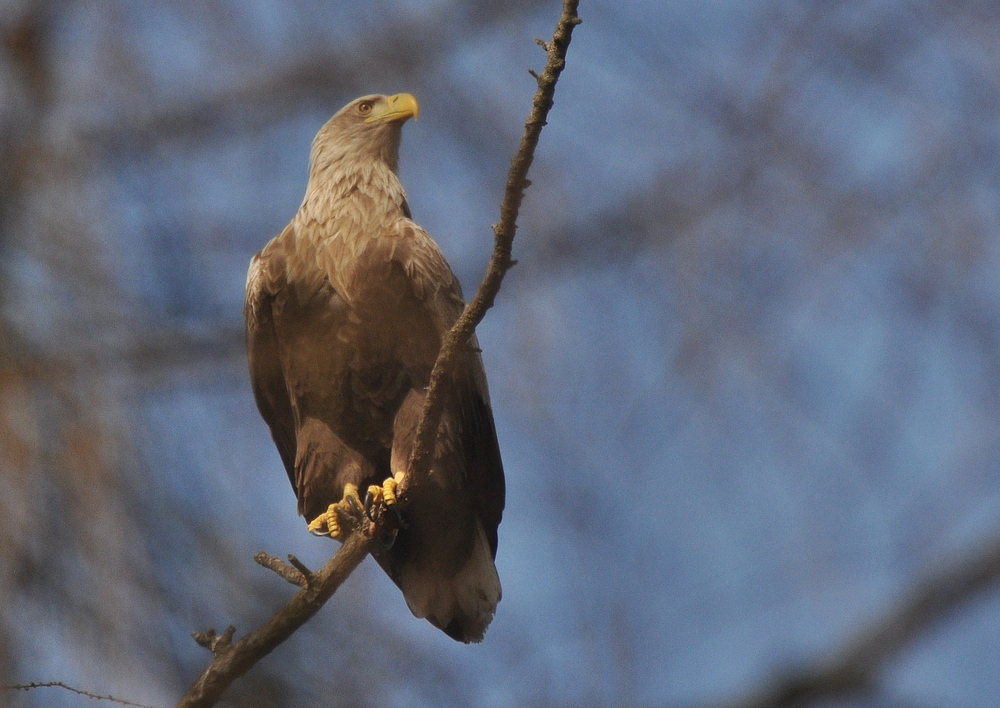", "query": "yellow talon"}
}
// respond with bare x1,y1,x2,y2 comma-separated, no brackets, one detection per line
365,472,405,511
382,477,397,506
307,506,341,537
307,483,362,539
306,504,331,535
380,471,405,506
